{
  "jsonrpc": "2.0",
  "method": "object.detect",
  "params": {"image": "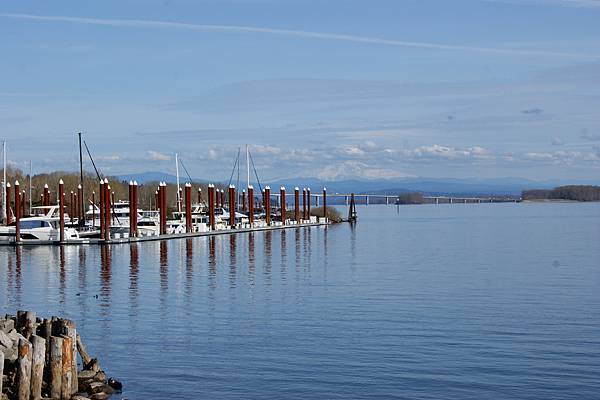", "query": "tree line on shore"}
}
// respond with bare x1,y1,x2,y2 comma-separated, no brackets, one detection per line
522,185,600,202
